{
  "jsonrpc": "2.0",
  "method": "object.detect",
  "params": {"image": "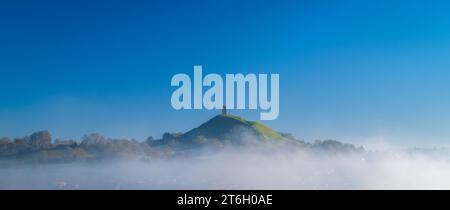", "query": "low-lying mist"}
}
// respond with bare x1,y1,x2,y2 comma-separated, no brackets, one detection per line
2,147,450,190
